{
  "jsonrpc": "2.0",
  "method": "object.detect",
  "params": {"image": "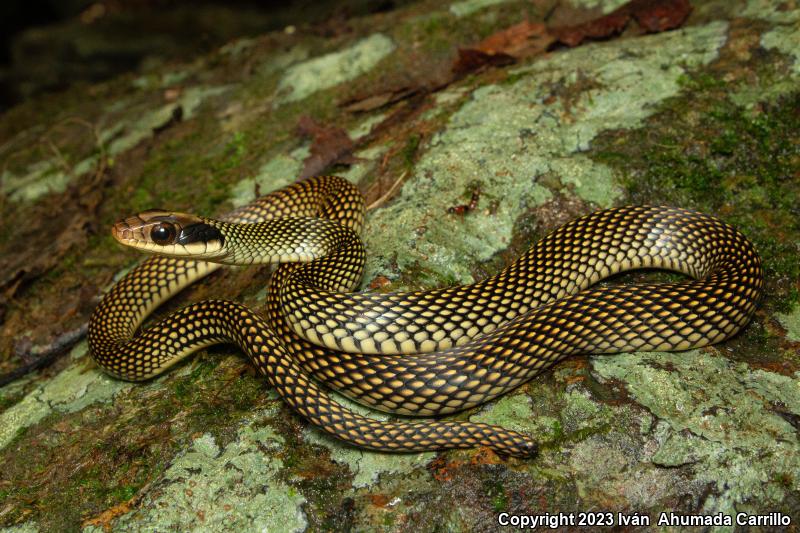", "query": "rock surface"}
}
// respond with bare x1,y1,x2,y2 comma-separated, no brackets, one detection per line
0,0,798,531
